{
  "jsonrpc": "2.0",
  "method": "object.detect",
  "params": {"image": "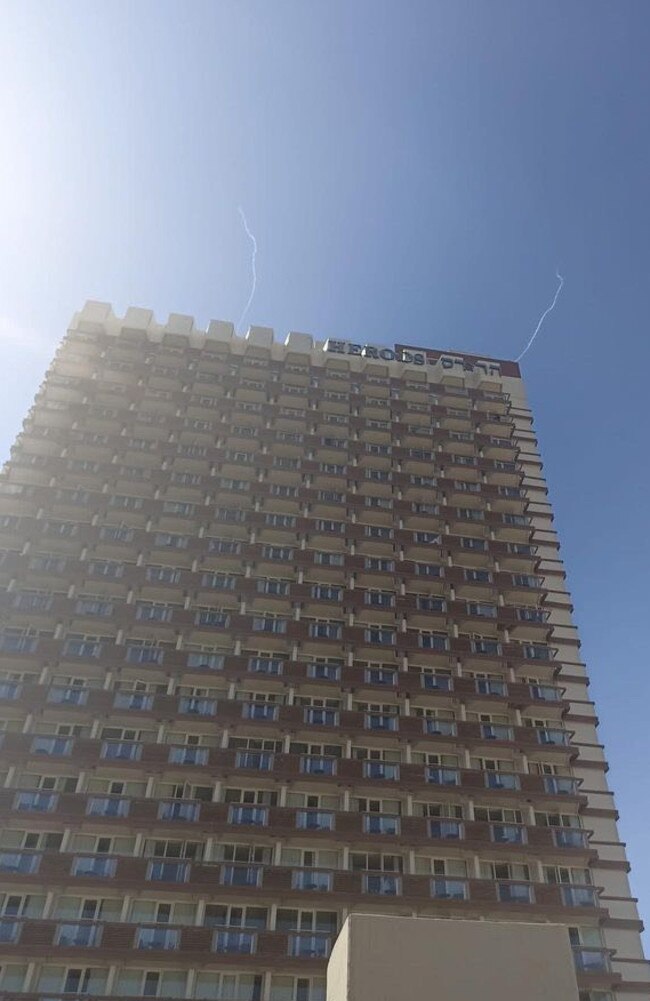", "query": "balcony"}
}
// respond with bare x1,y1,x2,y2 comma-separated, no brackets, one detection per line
291,869,332,891
548,824,588,848
496,881,534,903
363,874,401,896
561,885,599,908
55,921,103,947
300,755,337,776
296,810,334,831
423,718,457,737
430,878,469,900
572,947,611,973
484,771,520,791
429,819,464,840
135,925,181,950
289,932,331,958
491,823,527,845
364,814,400,835
221,864,262,887
0,851,40,874
426,766,460,786
213,929,257,954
